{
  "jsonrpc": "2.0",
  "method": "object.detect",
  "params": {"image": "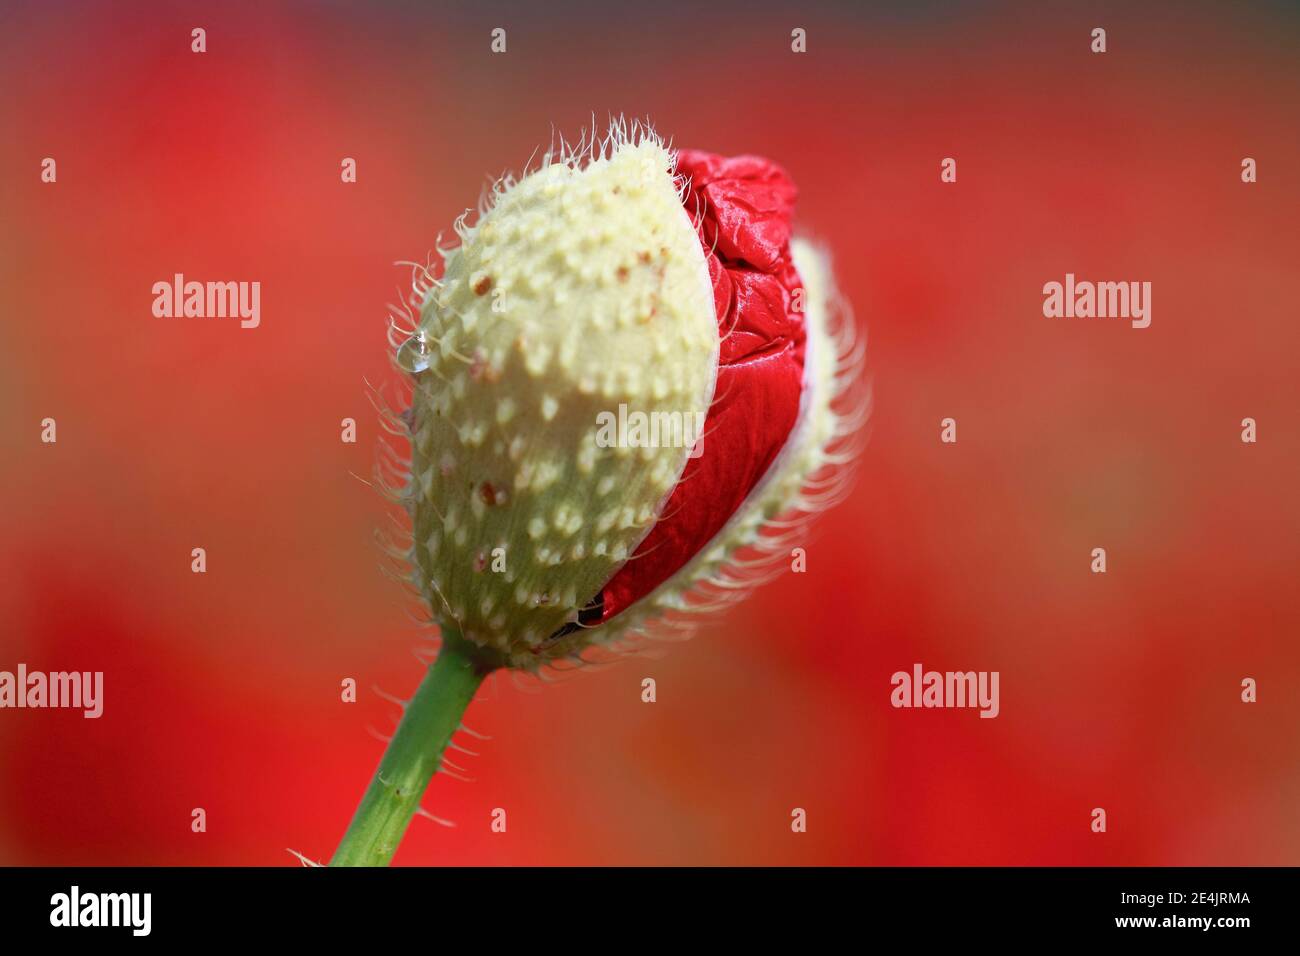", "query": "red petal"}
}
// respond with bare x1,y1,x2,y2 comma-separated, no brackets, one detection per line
596,150,807,622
